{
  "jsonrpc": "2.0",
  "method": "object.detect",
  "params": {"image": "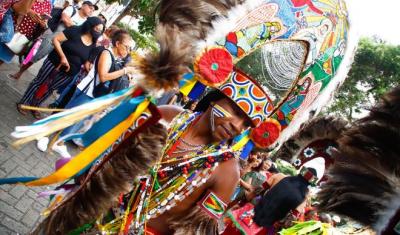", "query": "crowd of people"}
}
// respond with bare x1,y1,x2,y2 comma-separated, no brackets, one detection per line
0,0,397,234
0,0,137,157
